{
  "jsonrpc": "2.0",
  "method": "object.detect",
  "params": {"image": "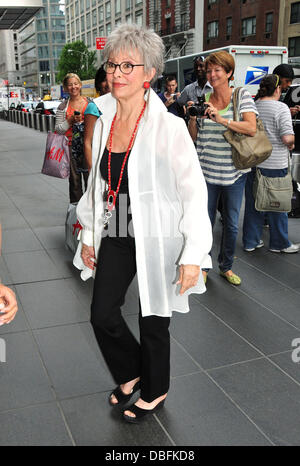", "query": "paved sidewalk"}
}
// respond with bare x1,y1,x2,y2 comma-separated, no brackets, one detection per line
0,120,300,446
